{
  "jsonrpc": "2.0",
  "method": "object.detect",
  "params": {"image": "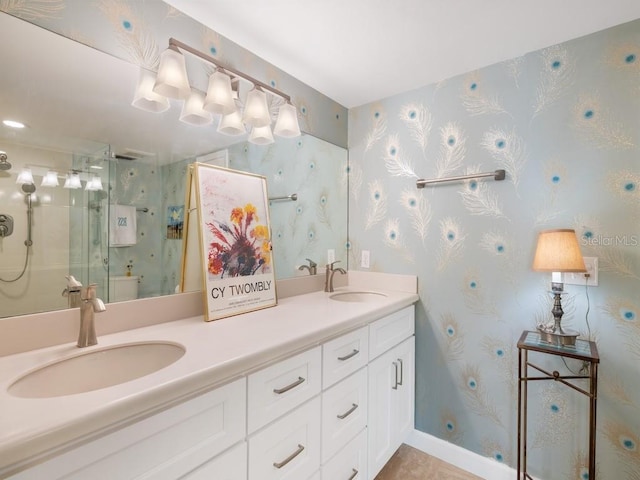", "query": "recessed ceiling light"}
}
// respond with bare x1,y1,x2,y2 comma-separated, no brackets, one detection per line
3,119,25,129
